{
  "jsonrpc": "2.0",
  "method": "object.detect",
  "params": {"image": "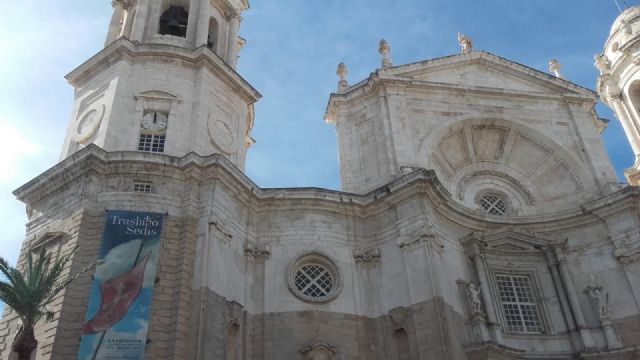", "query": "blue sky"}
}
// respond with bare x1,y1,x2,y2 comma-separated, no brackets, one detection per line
0,1,636,286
